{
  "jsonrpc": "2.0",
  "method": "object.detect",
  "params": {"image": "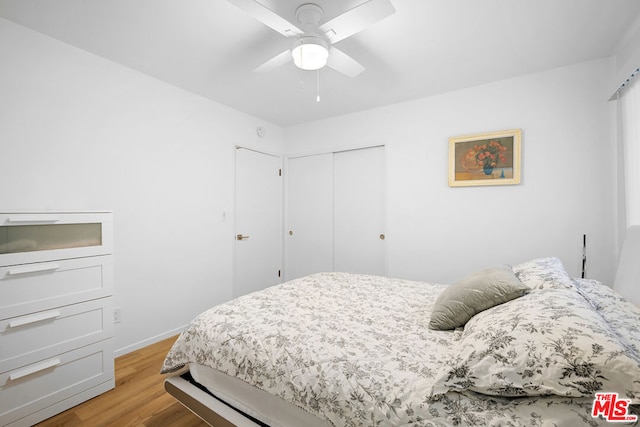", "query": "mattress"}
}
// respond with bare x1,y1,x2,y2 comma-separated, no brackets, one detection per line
163,261,640,426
